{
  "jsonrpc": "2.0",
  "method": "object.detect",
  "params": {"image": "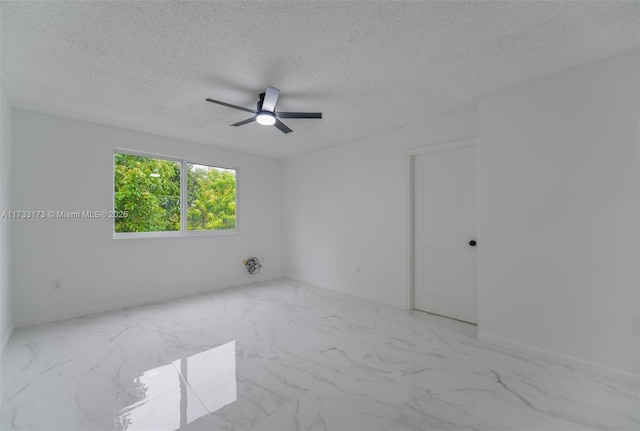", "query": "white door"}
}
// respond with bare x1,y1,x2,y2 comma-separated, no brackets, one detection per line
414,145,477,324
